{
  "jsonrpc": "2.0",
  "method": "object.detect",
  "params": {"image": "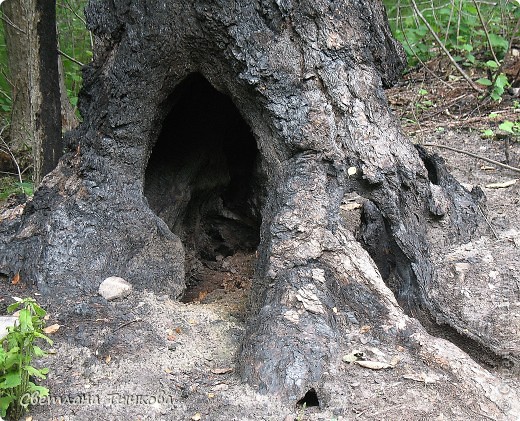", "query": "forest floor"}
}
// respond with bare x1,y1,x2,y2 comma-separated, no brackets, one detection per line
0,61,519,421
